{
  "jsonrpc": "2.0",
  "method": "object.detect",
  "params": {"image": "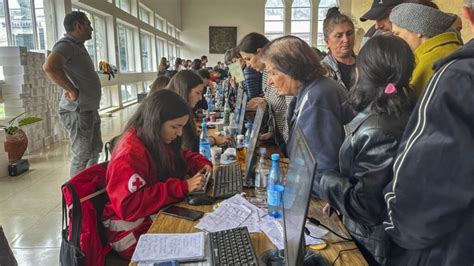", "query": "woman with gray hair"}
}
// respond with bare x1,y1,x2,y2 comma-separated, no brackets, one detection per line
321,7,356,90
390,3,462,97
260,35,353,197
